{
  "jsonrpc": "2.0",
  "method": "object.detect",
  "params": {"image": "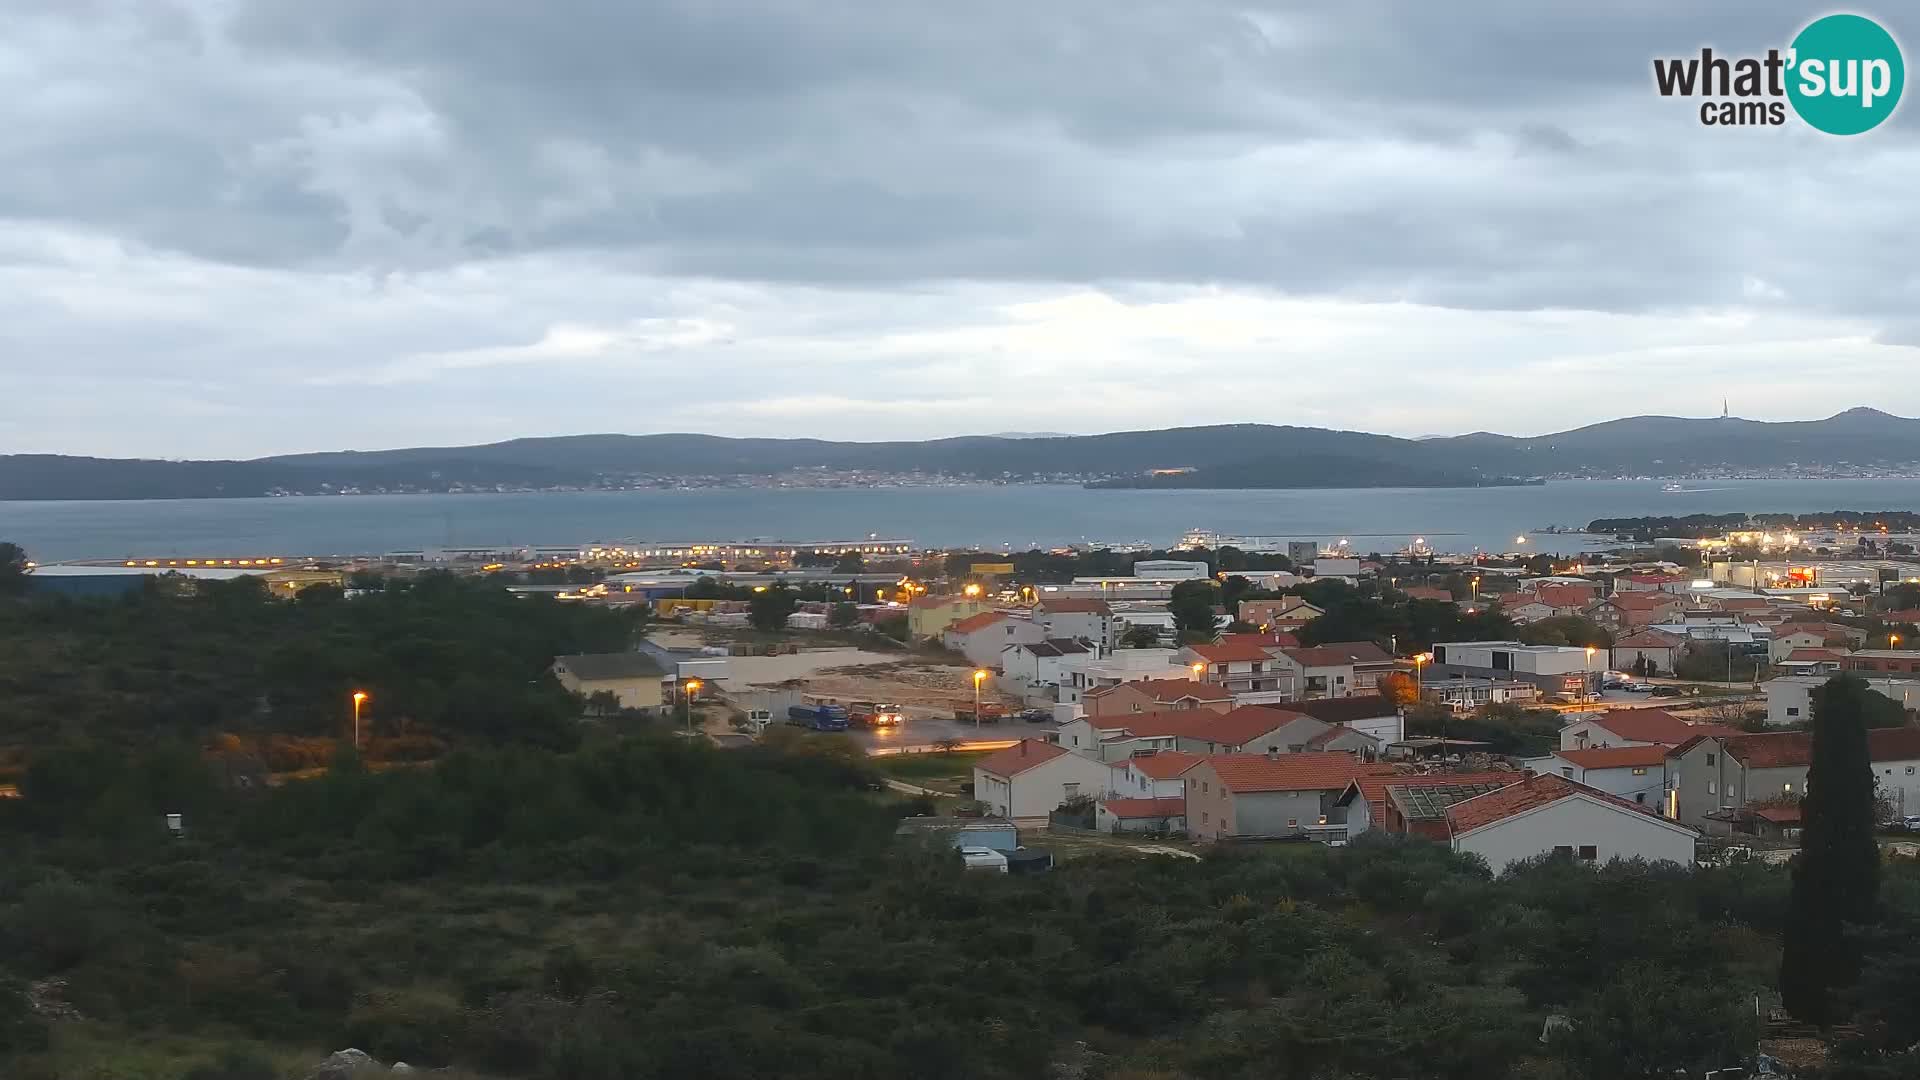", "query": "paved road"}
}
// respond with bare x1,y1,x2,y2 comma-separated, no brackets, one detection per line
847,713,1053,753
